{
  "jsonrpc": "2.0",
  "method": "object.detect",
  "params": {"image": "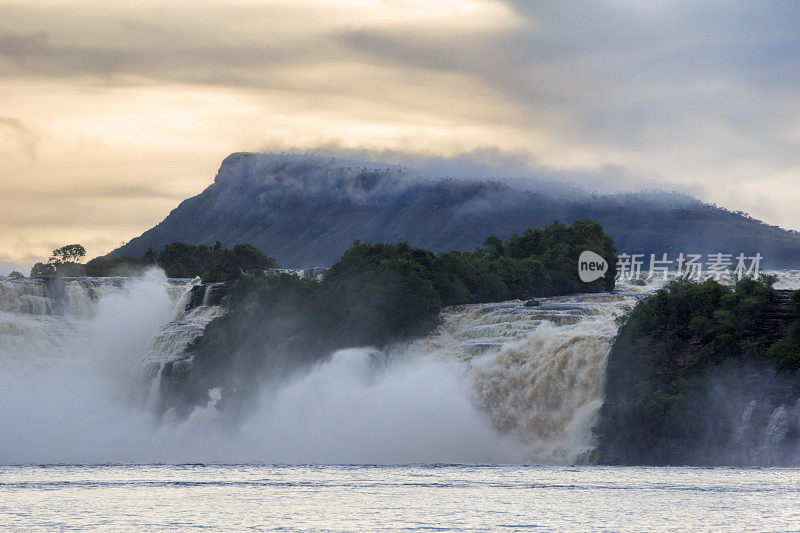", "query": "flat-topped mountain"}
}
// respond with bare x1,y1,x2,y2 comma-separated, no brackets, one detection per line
114,153,800,267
